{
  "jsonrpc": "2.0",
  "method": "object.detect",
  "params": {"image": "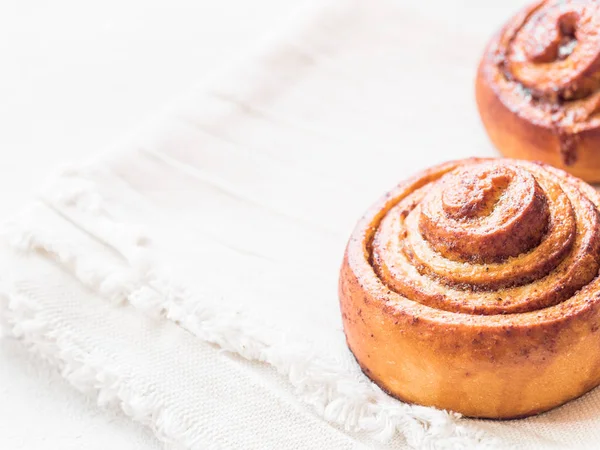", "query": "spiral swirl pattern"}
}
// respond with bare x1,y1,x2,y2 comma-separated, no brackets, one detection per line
371,159,600,315
478,0,600,173
506,0,600,101
340,158,600,417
